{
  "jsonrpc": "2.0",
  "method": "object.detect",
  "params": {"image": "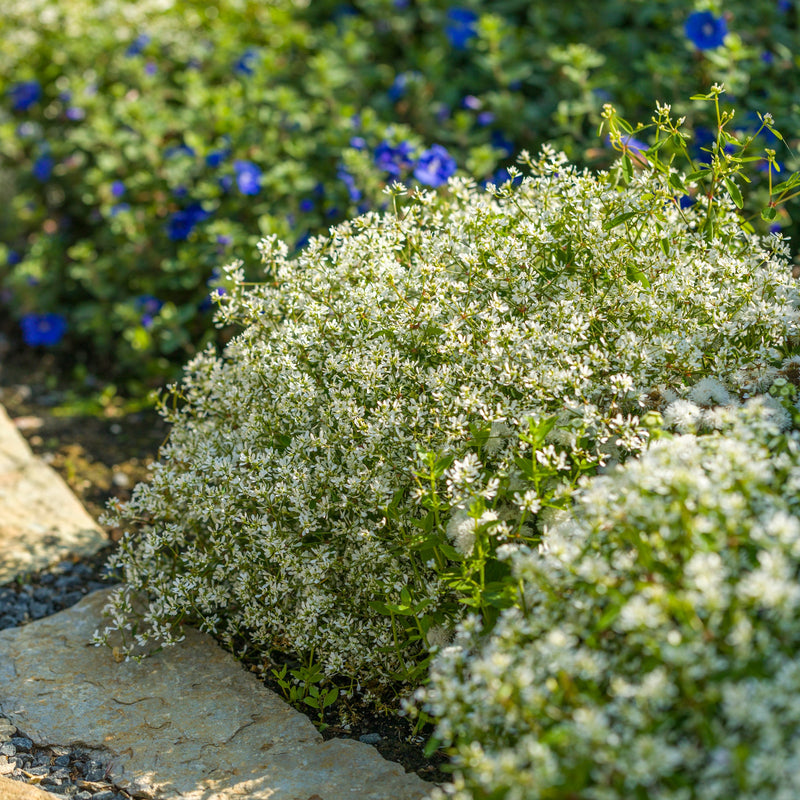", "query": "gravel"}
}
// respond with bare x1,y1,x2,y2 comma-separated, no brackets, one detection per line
0,550,131,799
